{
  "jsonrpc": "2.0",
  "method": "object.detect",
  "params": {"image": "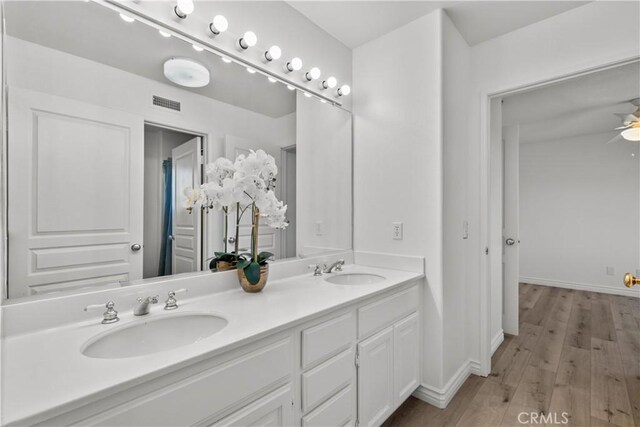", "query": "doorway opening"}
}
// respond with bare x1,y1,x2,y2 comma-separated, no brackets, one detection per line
488,60,640,353
280,144,297,259
143,124,203,279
